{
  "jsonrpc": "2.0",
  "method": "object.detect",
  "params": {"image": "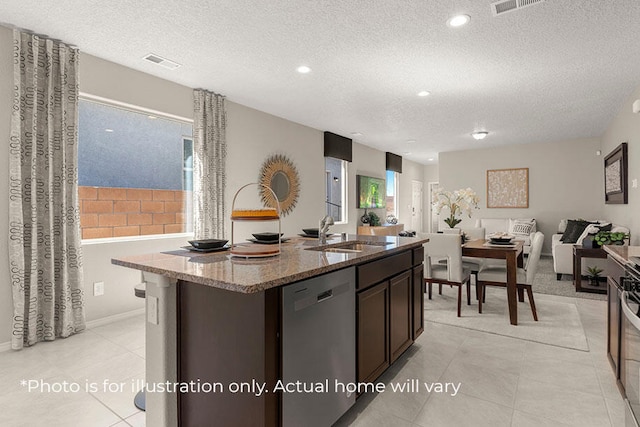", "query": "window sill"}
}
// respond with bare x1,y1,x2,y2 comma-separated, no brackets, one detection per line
81,232,194,246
